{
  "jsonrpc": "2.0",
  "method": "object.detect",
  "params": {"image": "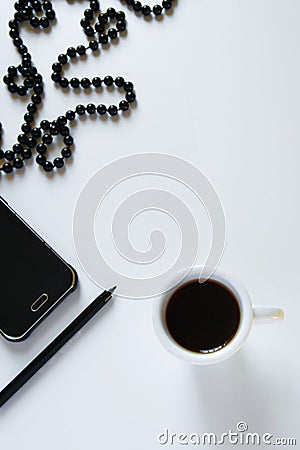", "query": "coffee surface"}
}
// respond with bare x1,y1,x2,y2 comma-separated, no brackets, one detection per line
165,280,240,353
